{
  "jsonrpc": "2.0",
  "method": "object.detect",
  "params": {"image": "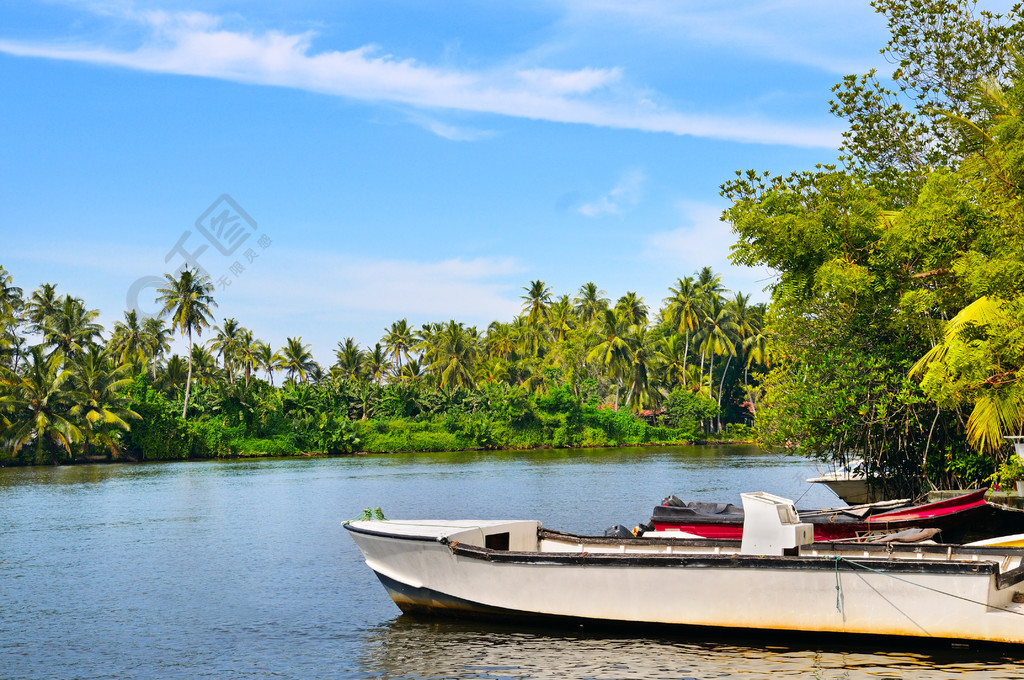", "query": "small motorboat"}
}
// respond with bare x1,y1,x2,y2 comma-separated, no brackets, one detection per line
345,492,1024,645
648,488,990,542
